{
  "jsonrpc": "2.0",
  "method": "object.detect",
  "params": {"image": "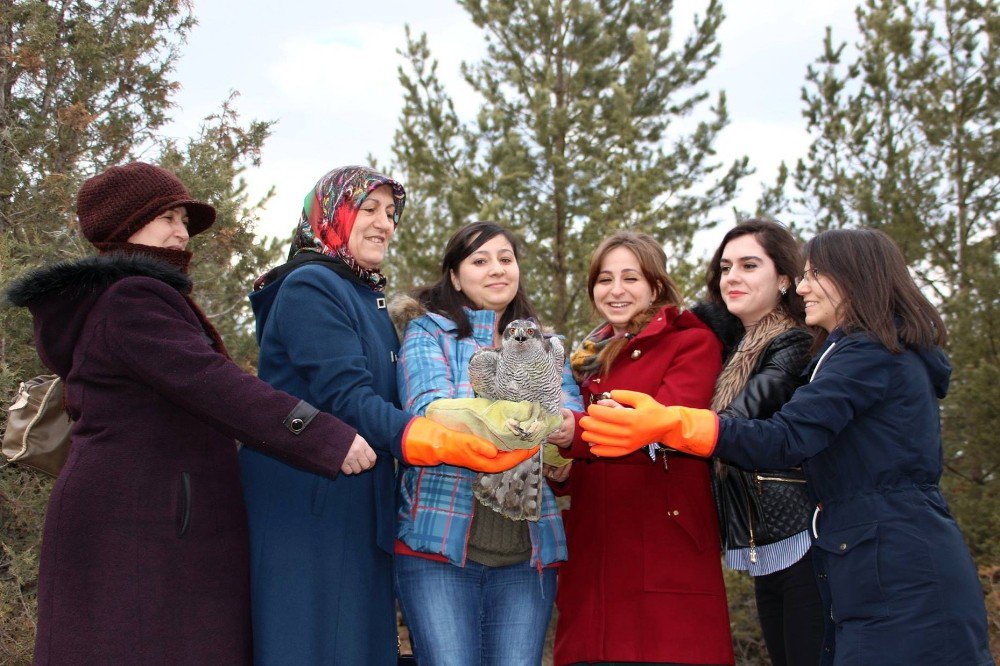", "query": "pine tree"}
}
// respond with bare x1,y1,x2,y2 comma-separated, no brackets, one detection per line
783,0,998,297
387,0,749,340
0,3,280,377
